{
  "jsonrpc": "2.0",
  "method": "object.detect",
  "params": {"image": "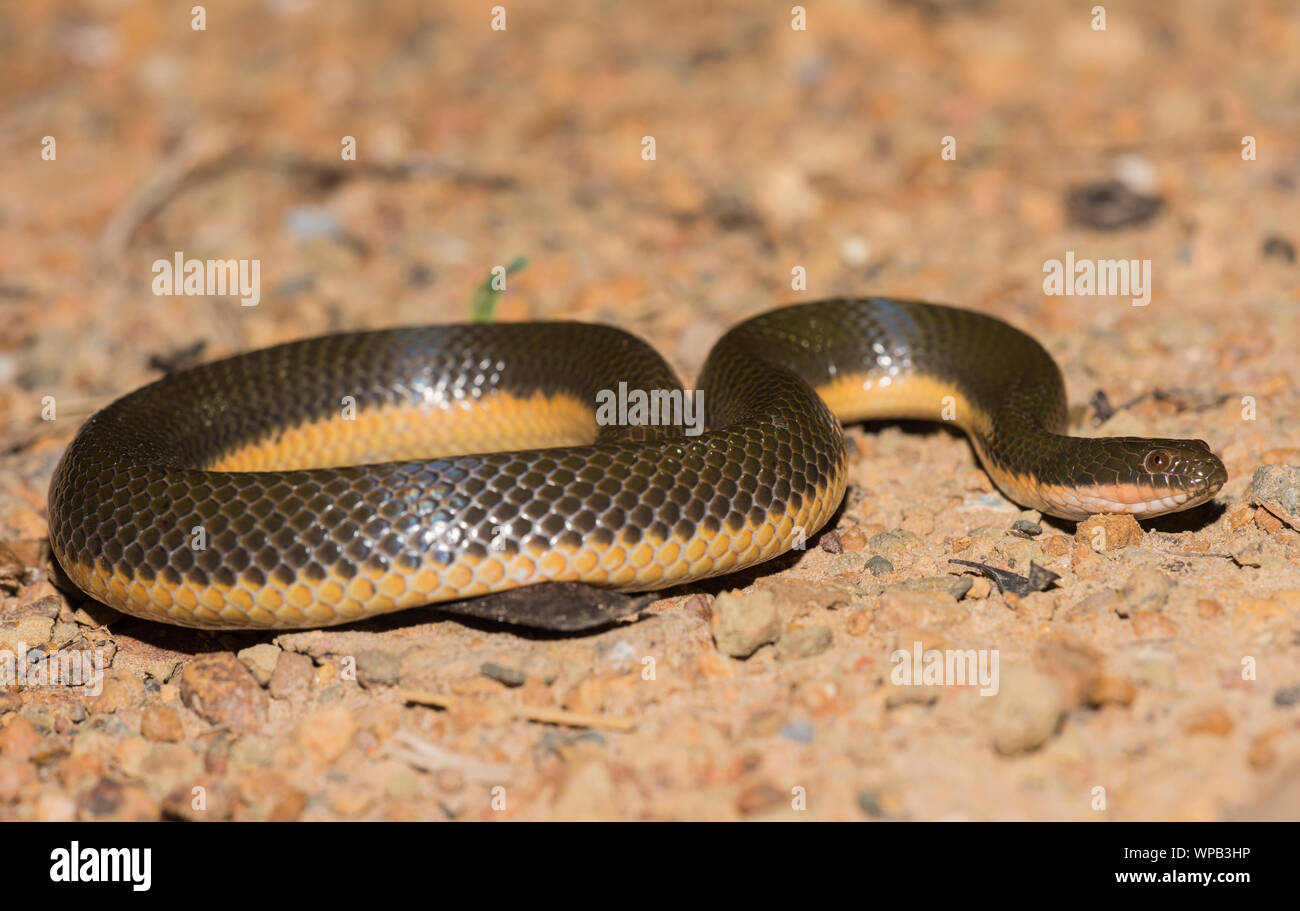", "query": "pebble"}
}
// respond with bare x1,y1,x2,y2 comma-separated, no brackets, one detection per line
269,651,314,699
354,648,402,688
0,716,40,760
1045,535,1071,558
481,662,526,687
990,667,1067,754
838,526,866,552
1273,684,1300,707
966,577,993,600
896,576,973,600
77,777,158,821
1117,568,1172,616
1064,179,1162,230
140,706,184,743
1249,465,1300,531
1076,514,1143,551
710,590,781,658
1262,236,1296,262
179,653,269,734
857,788,907,820
736,781,785,815
778,721,815,743
1011,519,1042,537
89,674,143,715
775,625,833,661
865,555,894,575
819,530,843,553
236,643,282,686
869,529,923,556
